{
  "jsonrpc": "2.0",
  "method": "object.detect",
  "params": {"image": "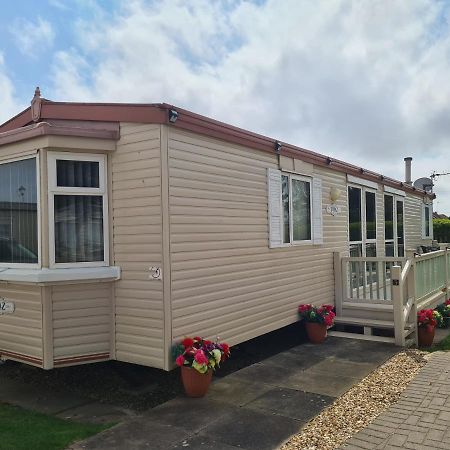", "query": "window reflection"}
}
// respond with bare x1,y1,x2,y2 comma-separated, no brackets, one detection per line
0,158,38,264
